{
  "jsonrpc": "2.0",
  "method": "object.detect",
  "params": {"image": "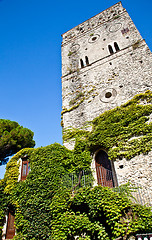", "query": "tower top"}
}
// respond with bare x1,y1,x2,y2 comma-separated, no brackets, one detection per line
62,2,124,45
